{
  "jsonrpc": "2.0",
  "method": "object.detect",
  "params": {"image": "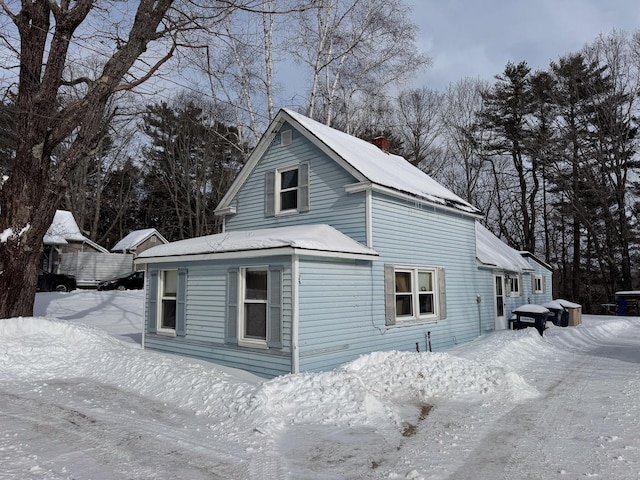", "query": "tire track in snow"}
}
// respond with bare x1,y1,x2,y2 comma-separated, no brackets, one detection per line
0,380,254,480
445,324,640,480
